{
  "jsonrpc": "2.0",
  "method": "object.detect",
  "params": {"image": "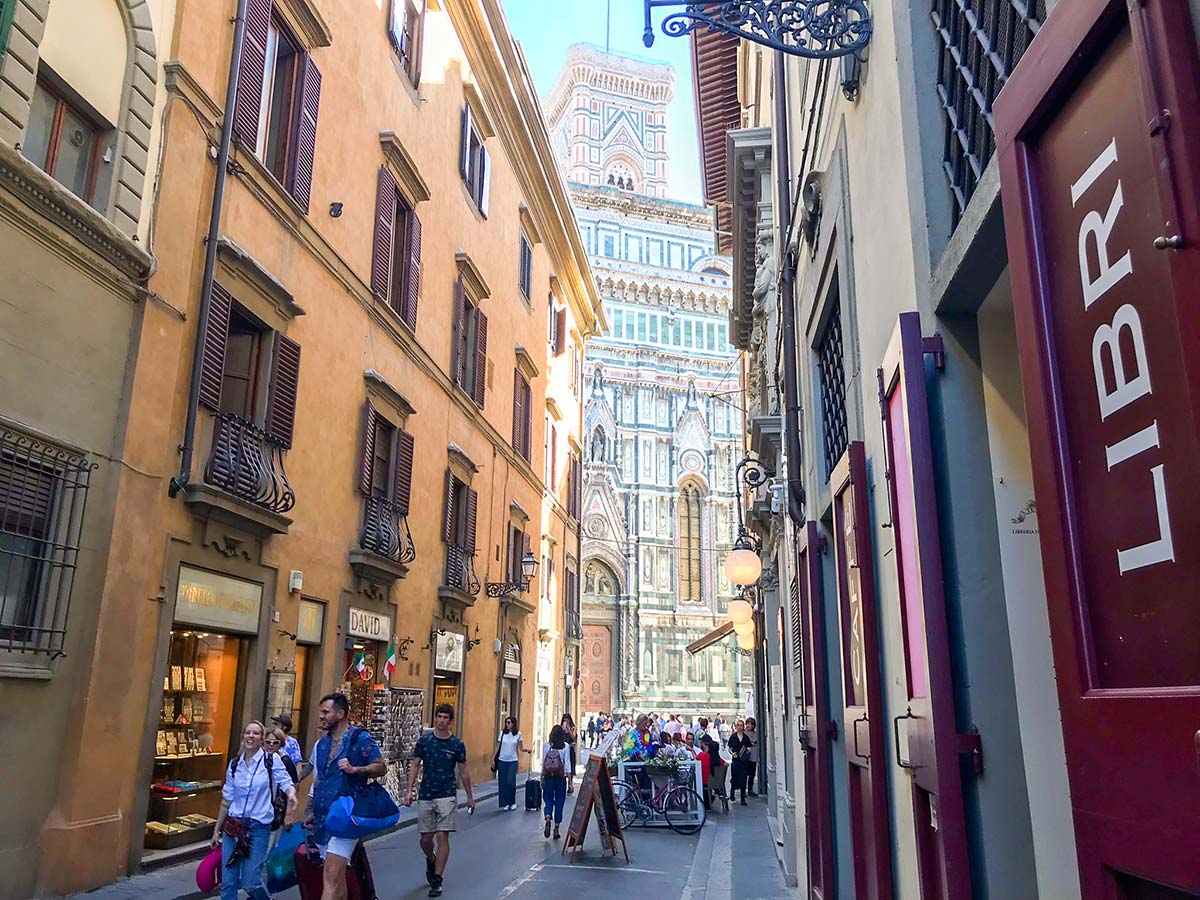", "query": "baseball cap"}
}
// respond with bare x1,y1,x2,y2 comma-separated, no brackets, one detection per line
271,714,293,730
